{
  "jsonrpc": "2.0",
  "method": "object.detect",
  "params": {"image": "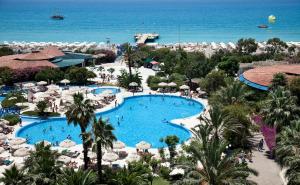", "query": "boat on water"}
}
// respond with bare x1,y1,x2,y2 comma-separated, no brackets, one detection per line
51,15,64,20
258,24,268,29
